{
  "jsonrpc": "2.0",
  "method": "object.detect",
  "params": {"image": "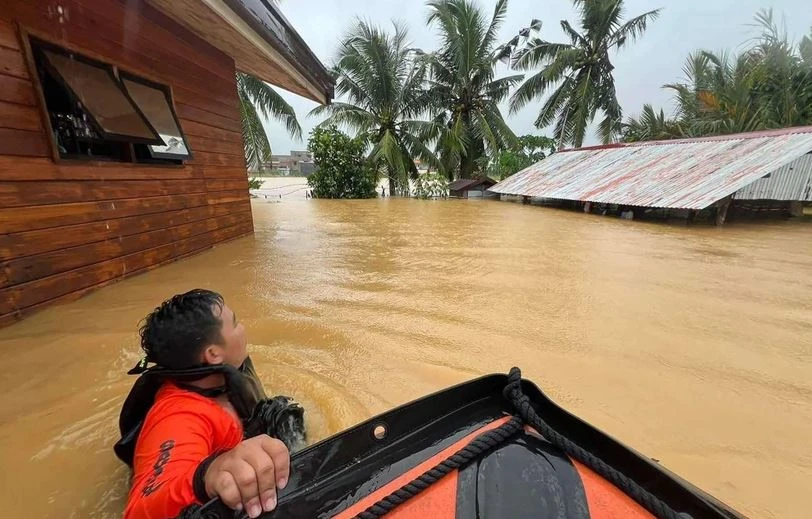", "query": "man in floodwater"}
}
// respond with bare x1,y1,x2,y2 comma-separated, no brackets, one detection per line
117,289,303,519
